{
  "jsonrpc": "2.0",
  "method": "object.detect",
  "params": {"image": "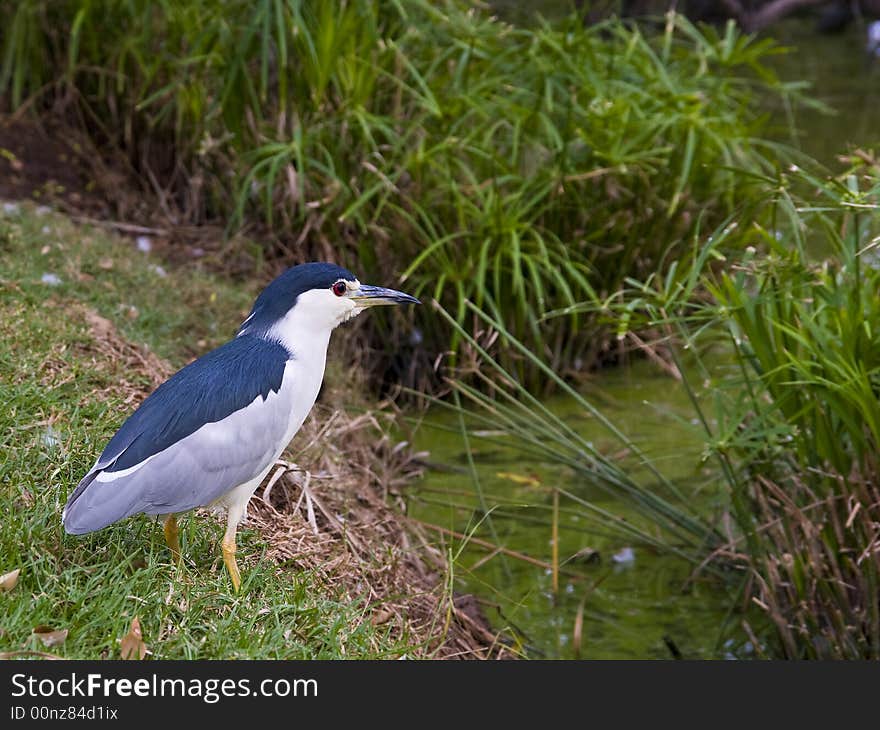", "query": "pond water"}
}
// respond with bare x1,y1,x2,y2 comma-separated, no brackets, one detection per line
410,360,743,659
765,20,880,163
408,19,880,659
